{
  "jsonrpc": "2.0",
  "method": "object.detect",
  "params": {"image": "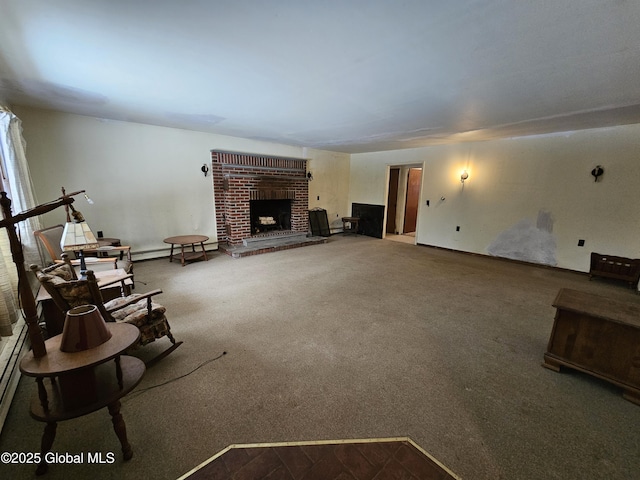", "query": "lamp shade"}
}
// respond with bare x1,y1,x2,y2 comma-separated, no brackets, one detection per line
60,221,100,251
60,305,112,352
